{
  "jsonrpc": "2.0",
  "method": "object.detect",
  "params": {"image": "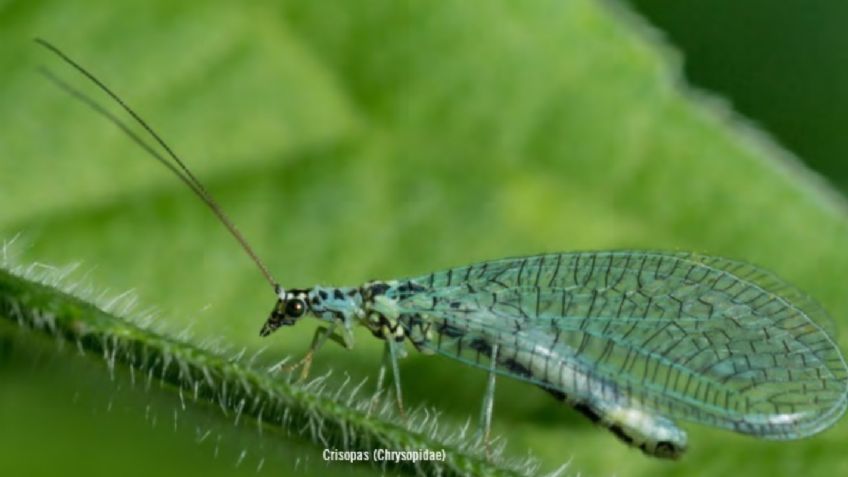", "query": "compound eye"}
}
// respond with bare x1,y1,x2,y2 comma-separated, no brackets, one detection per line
285,298,306,318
